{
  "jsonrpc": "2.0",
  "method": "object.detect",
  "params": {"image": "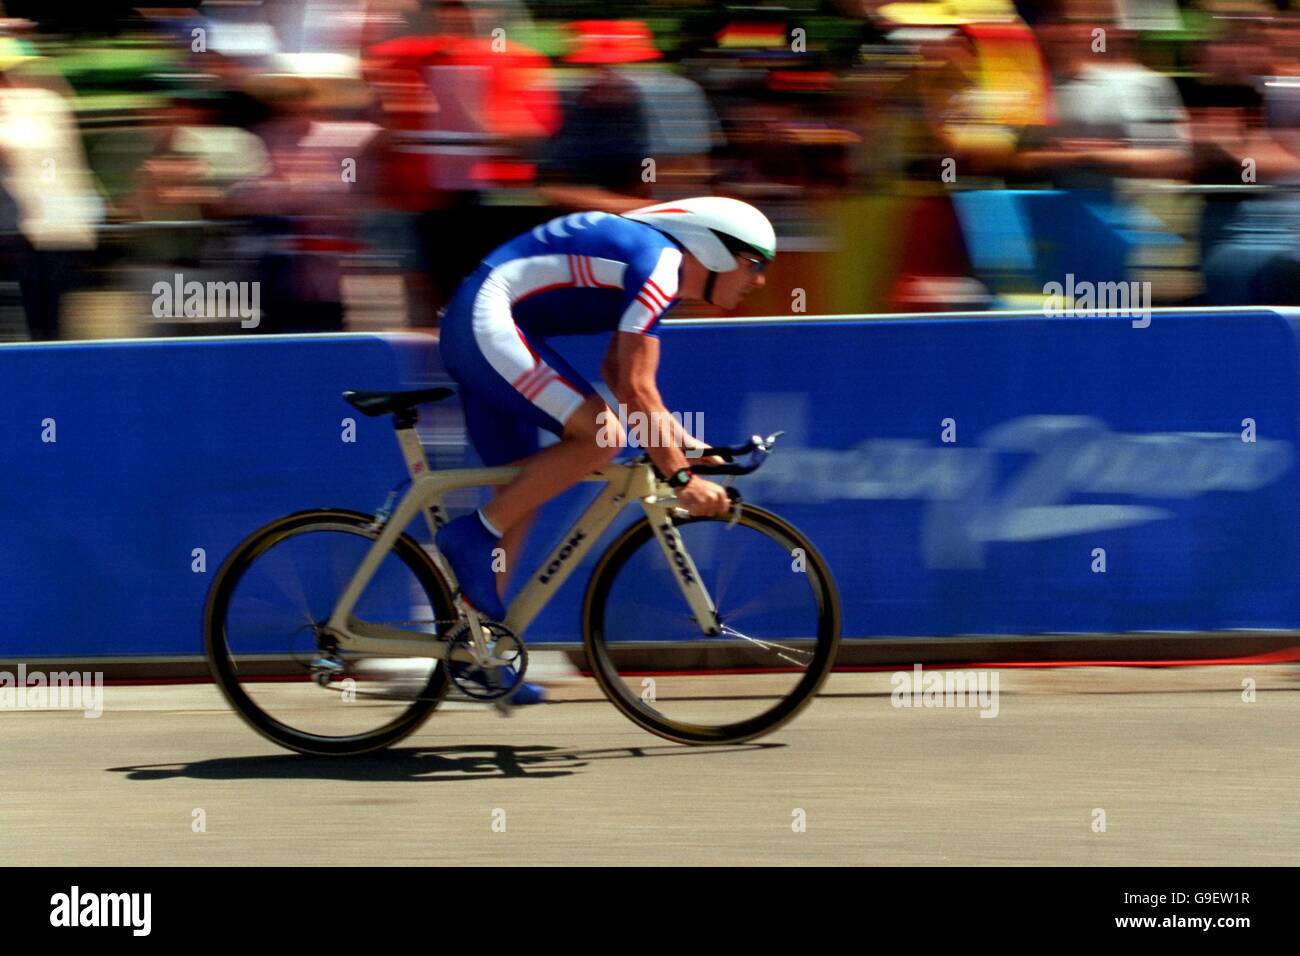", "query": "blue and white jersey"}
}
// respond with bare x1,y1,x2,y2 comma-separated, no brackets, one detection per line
479,211,683,336
438,210,687,466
